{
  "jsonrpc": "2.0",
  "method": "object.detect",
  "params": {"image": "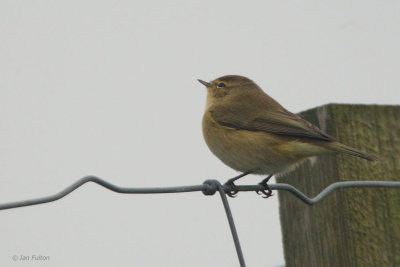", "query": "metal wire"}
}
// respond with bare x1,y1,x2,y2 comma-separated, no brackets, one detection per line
209,180,246,267
1,176,400,267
